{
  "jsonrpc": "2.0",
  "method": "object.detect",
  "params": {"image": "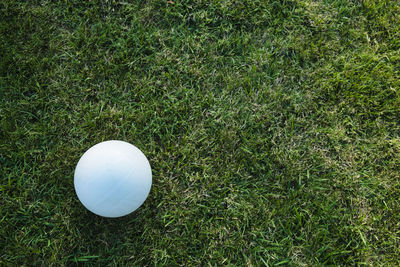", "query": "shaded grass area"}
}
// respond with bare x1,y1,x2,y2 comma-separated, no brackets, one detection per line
1,0,399,265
